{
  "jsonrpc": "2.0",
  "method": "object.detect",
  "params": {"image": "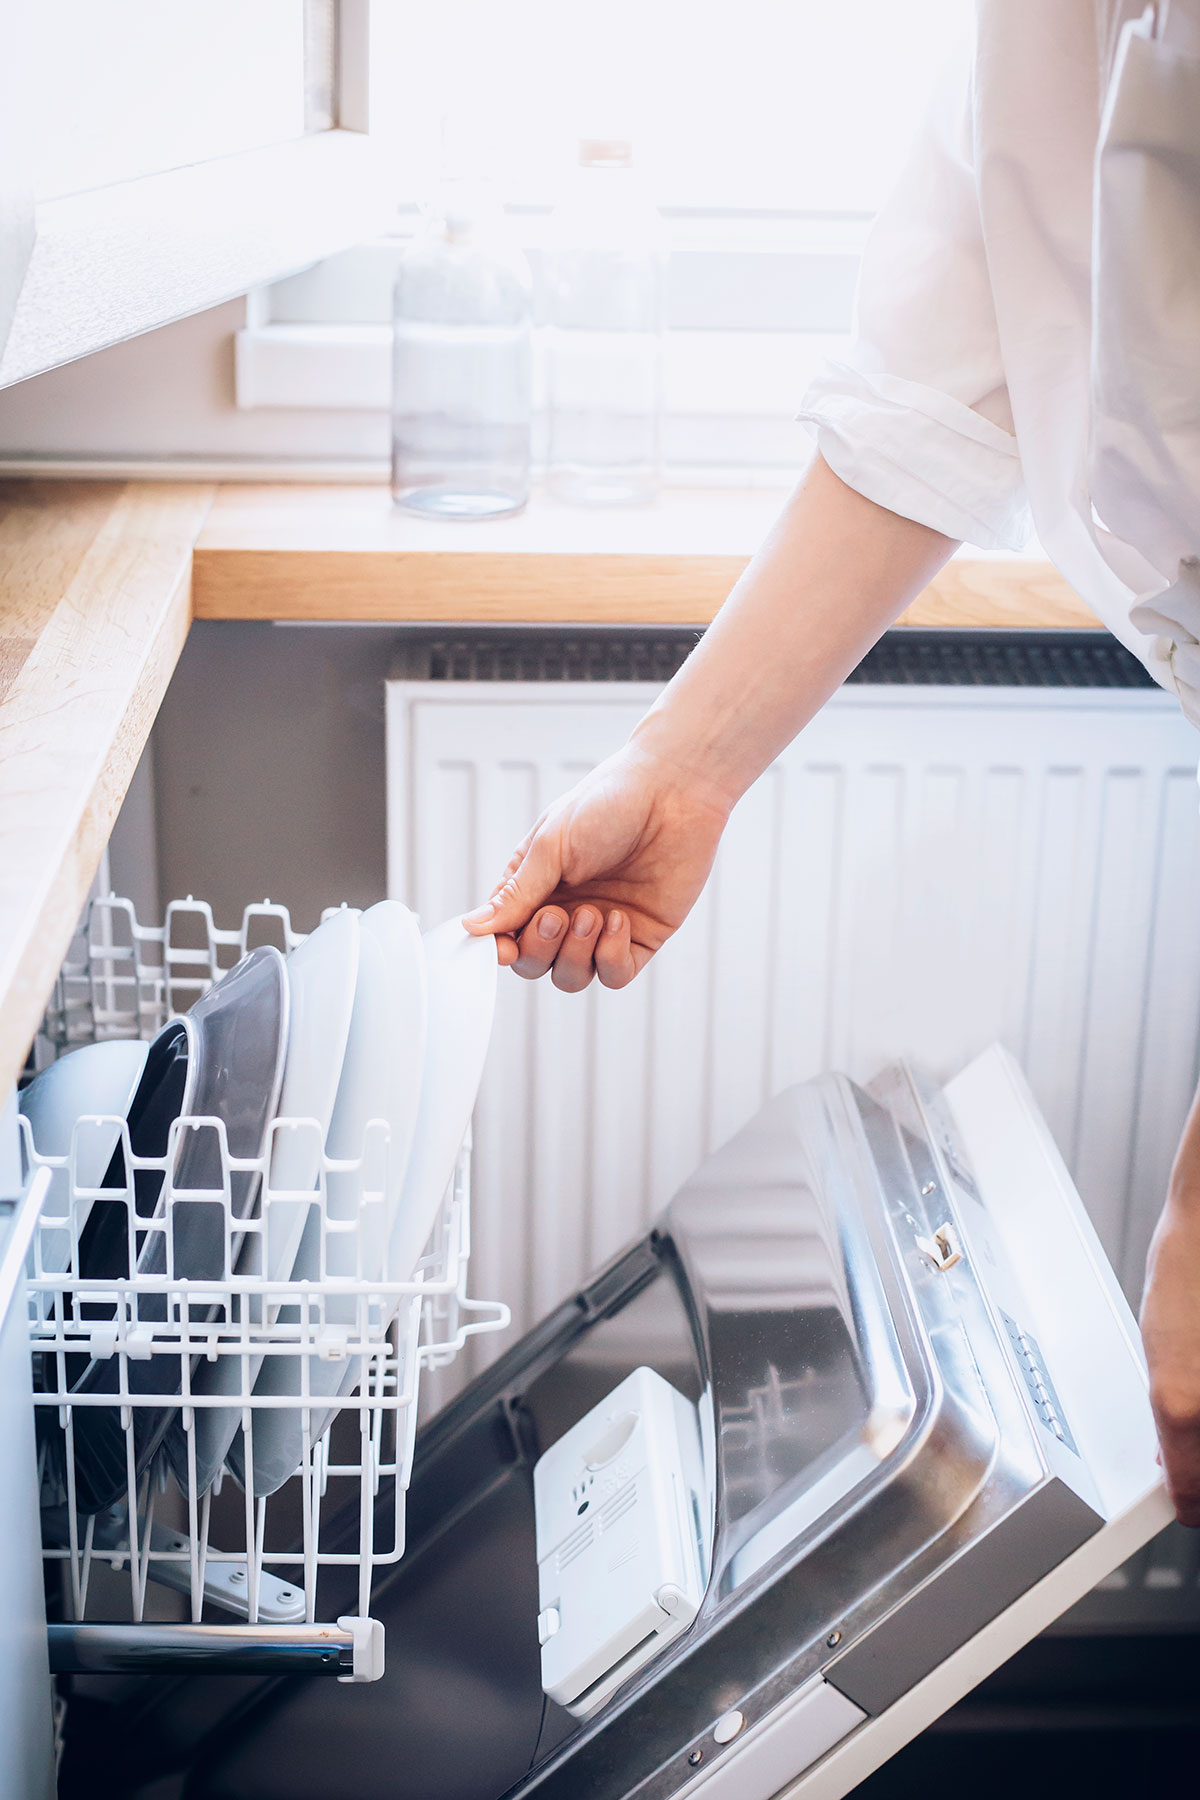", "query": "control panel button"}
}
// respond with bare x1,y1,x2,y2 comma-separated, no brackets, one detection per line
537,1606,561,1644
585,1411,640,1471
